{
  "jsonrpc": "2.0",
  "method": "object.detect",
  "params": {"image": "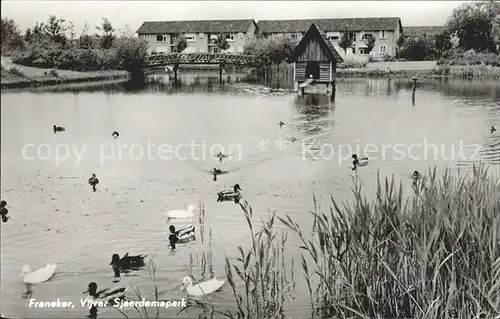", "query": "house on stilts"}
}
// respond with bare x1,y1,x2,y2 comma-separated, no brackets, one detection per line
287,23,343,96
